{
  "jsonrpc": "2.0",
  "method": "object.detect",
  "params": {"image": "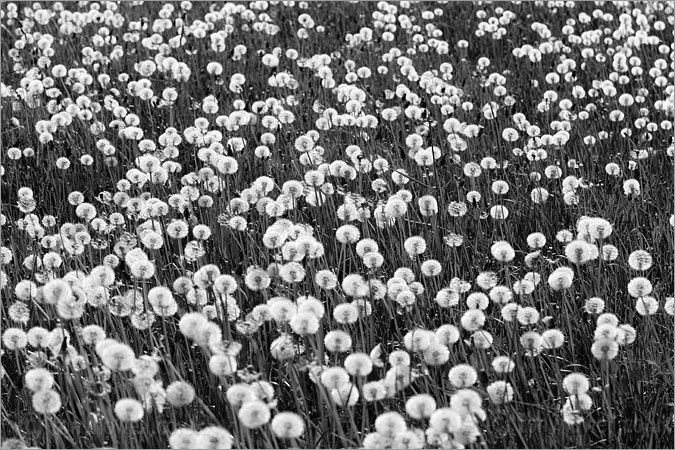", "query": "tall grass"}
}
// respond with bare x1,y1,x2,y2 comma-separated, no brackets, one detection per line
1,1,674,449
